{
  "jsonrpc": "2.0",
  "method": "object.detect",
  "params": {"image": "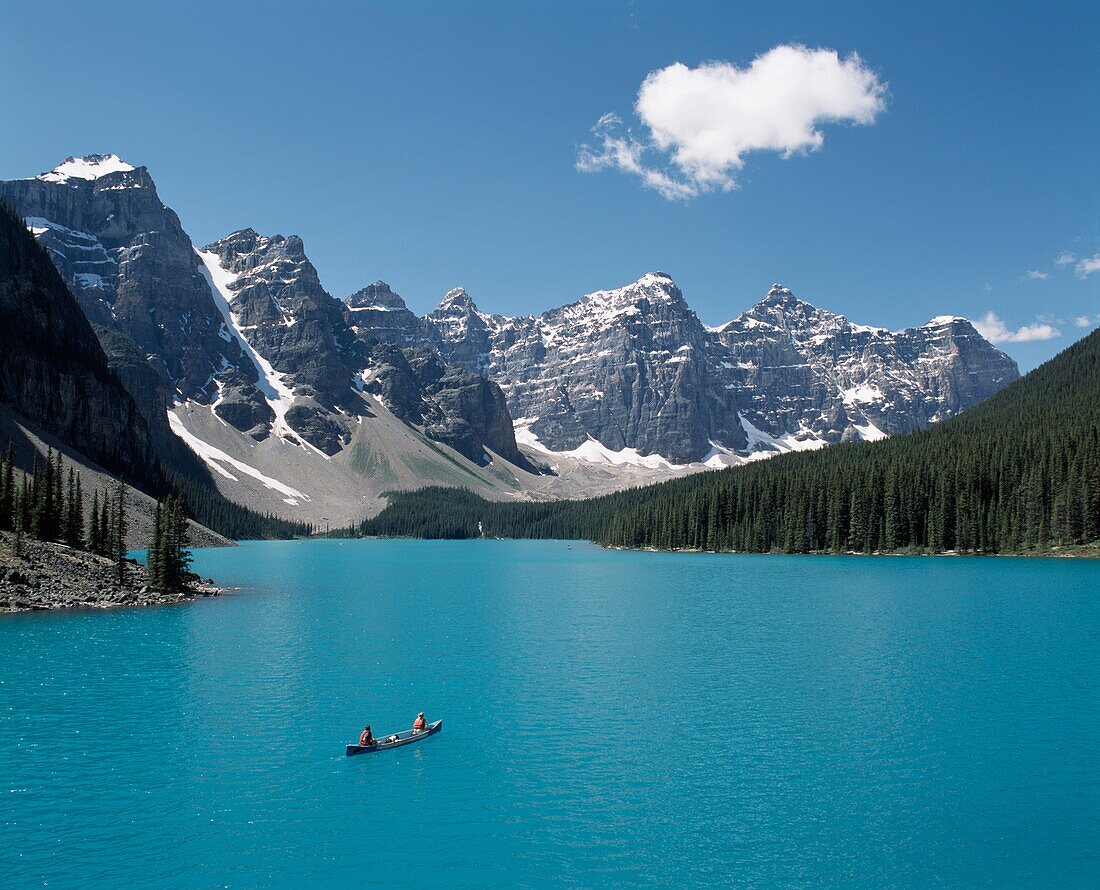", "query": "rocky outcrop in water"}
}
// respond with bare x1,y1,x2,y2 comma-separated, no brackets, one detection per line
0,531,218,612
